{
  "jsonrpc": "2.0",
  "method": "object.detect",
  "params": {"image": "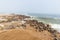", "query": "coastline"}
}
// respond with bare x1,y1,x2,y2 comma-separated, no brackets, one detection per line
30,16,60,32
0,14,60,40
